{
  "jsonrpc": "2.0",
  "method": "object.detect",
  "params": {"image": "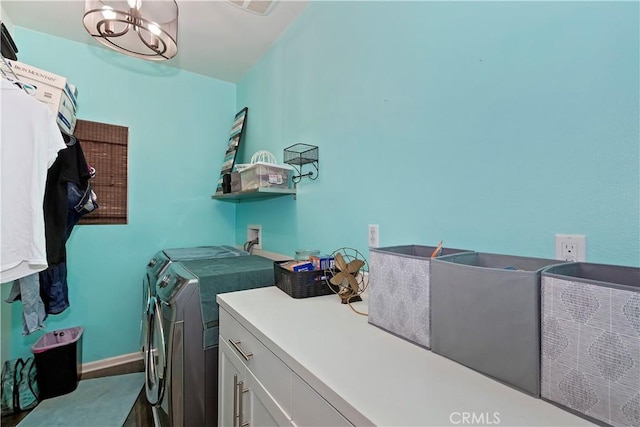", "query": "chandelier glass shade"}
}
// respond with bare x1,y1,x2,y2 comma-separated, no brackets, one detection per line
83,0,178,61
